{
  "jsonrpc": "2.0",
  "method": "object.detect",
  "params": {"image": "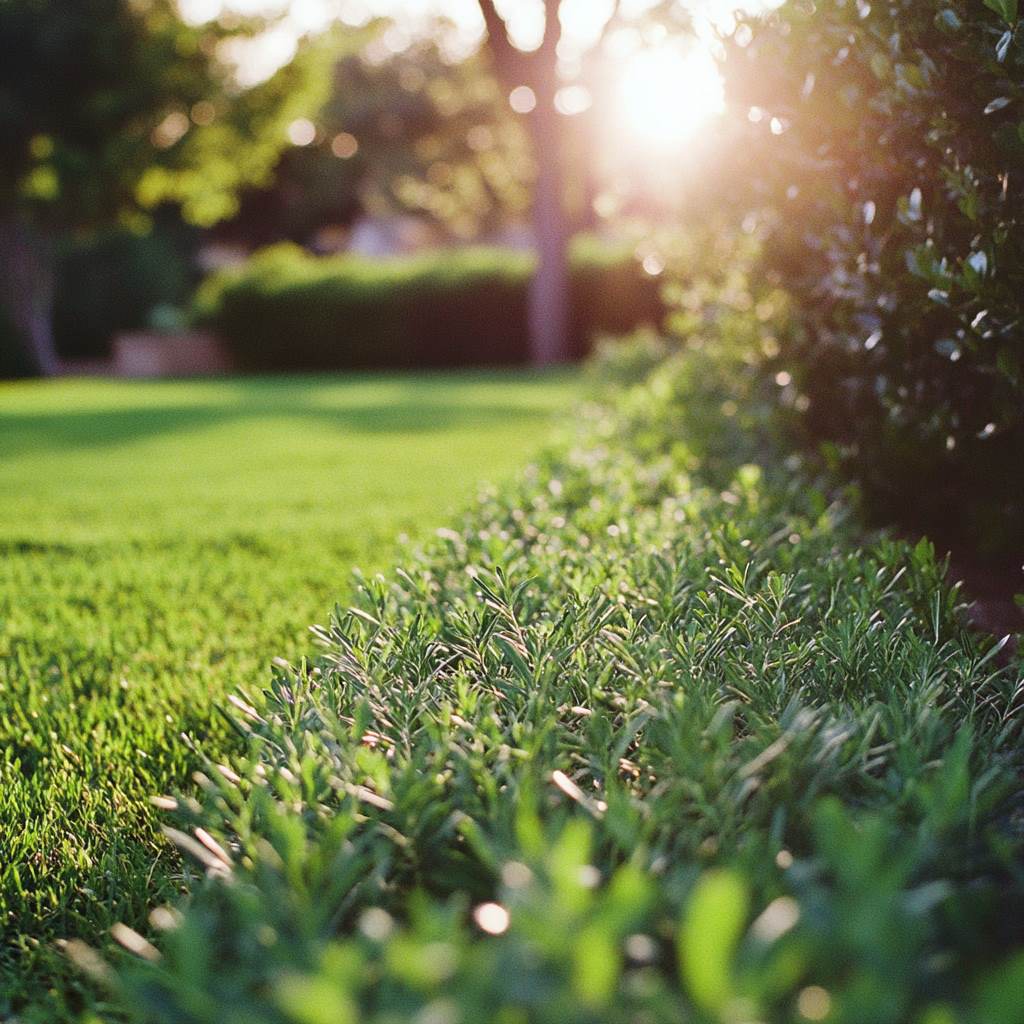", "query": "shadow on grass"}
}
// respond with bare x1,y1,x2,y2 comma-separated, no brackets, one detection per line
0,380,560,457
